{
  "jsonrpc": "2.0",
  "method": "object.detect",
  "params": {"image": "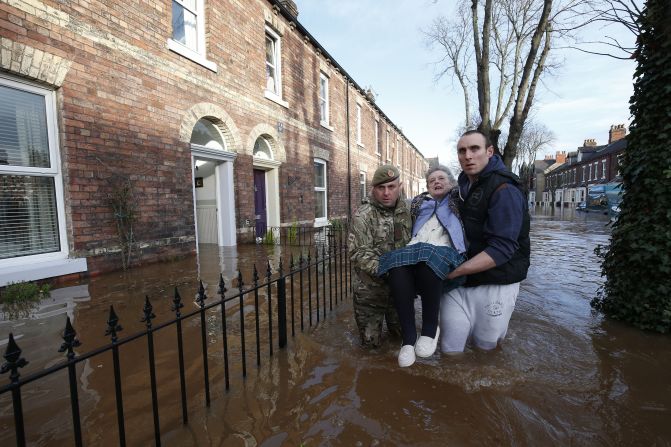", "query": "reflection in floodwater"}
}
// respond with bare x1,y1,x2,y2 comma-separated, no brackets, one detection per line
1,207,670,445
